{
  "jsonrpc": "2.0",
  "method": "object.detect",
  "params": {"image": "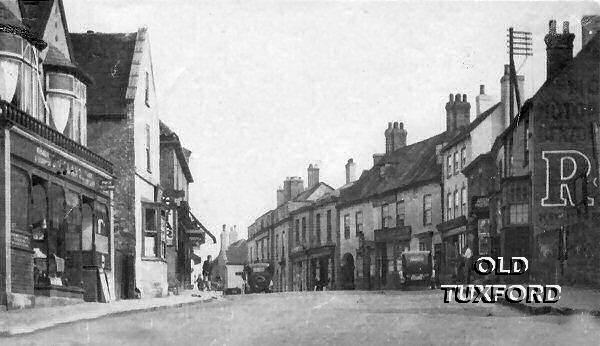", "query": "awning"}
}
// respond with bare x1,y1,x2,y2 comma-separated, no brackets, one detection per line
191,252,203,265
178,204,217,244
